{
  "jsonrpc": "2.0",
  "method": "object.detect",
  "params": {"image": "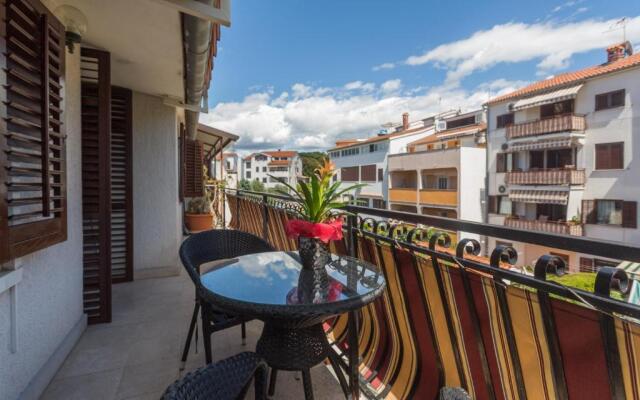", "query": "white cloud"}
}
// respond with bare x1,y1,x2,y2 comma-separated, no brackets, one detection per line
372,62,396,71
200,78,517,152
380,79,402,94
344,81,376,92
404,16,640,84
